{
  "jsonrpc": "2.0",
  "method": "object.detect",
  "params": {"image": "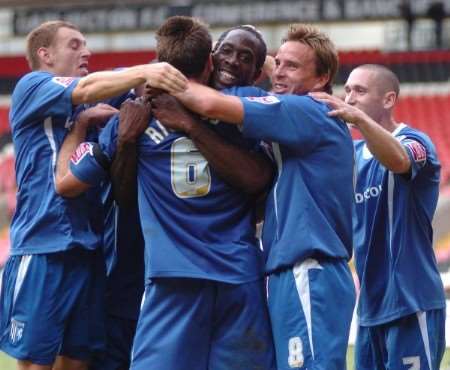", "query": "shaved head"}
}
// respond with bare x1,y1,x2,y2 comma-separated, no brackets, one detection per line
355,64,400,97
